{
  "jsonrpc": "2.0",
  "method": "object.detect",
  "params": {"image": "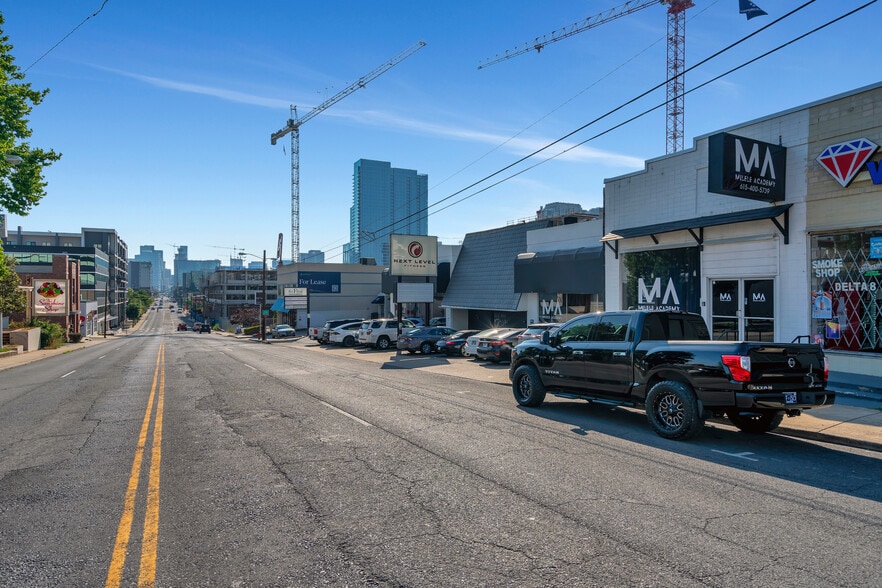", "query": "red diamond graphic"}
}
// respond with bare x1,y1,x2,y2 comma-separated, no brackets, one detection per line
816,138,878,187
